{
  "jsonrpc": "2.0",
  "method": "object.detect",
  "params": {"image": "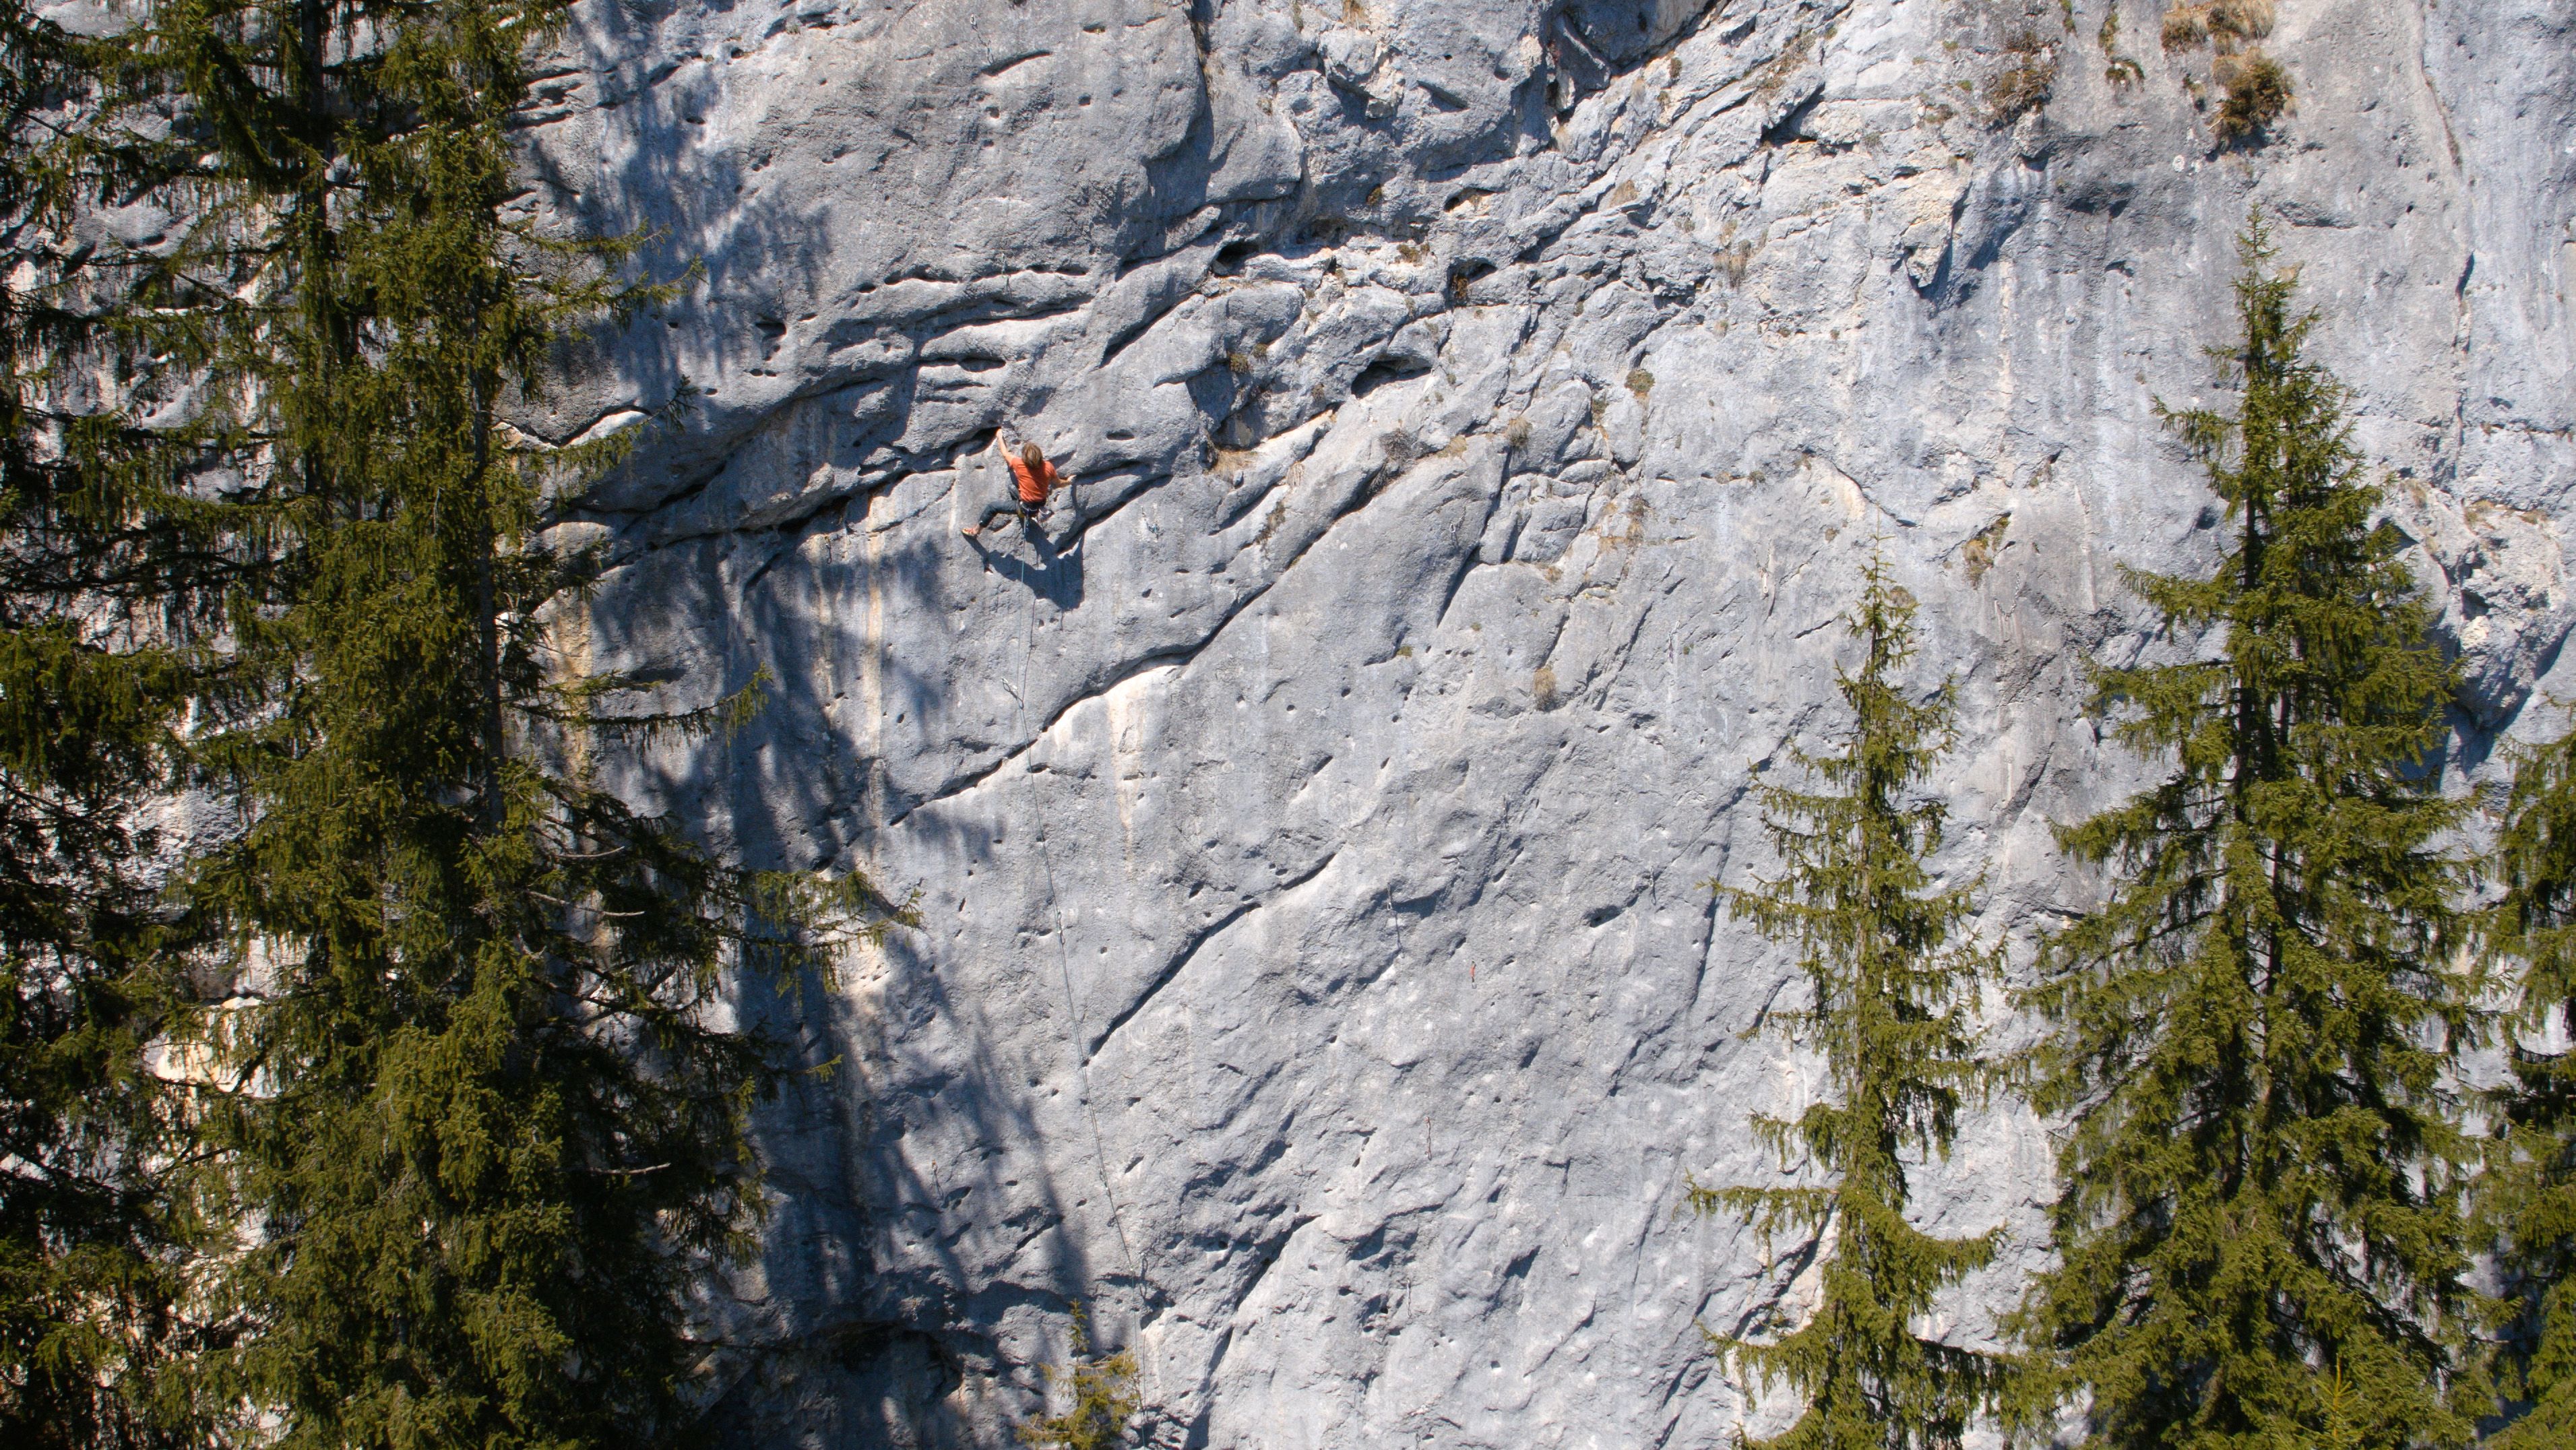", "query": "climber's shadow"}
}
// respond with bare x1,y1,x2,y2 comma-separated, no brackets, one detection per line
968,511,1092,611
